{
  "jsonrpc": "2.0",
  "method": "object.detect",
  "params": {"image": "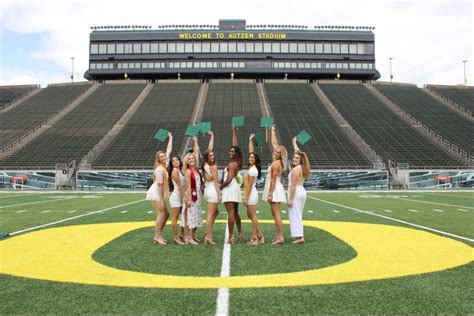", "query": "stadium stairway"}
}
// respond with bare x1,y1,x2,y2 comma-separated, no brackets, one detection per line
0,83,147,169
425,85,473,119
0,85,40,113
319,82,465,168
370,83,473,165
264,82,372,168
0,83,99,160
91,82,202,168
